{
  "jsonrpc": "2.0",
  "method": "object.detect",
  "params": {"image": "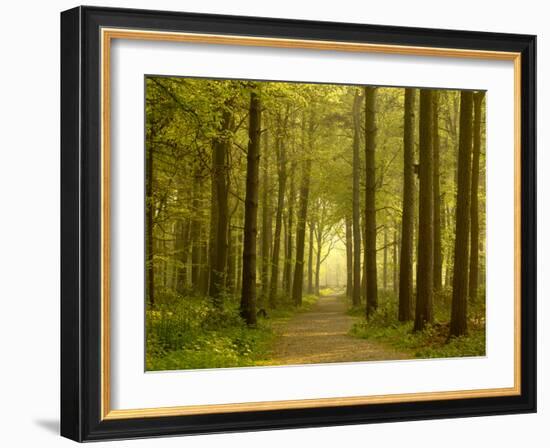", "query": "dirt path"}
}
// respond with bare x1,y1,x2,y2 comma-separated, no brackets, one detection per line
268,295,411,365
